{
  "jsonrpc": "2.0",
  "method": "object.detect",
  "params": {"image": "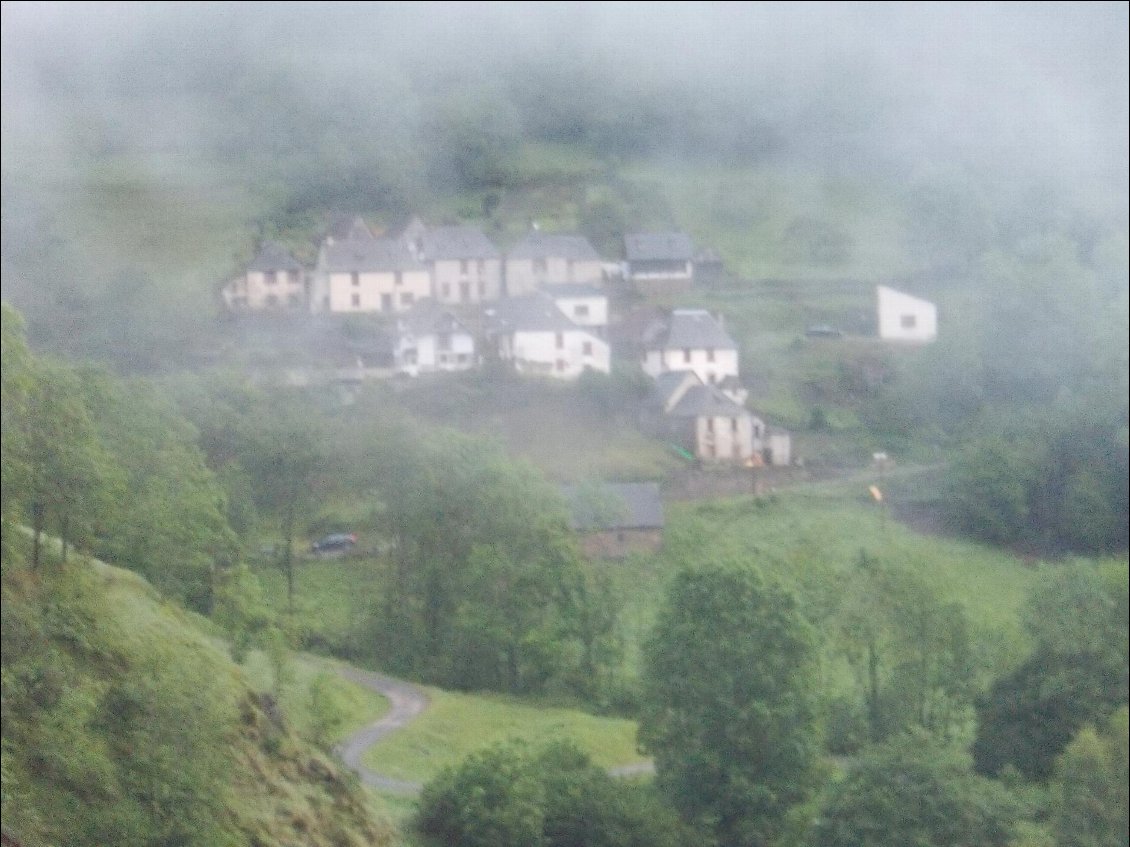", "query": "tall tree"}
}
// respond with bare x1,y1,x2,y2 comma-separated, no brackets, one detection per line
639,561,820,847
